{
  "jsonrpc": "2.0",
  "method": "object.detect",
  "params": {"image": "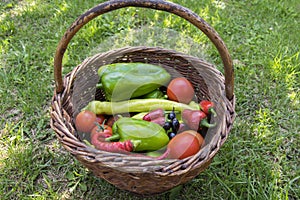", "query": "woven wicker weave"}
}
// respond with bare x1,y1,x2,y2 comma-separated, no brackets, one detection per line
50,0,235,195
